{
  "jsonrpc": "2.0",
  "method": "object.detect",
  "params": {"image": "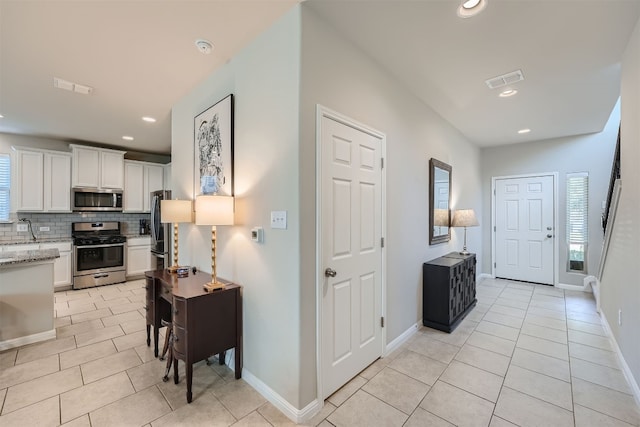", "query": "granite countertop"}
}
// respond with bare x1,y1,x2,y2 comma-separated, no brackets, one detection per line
0,248,61,267
125,234,152,239
0,237,73,246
